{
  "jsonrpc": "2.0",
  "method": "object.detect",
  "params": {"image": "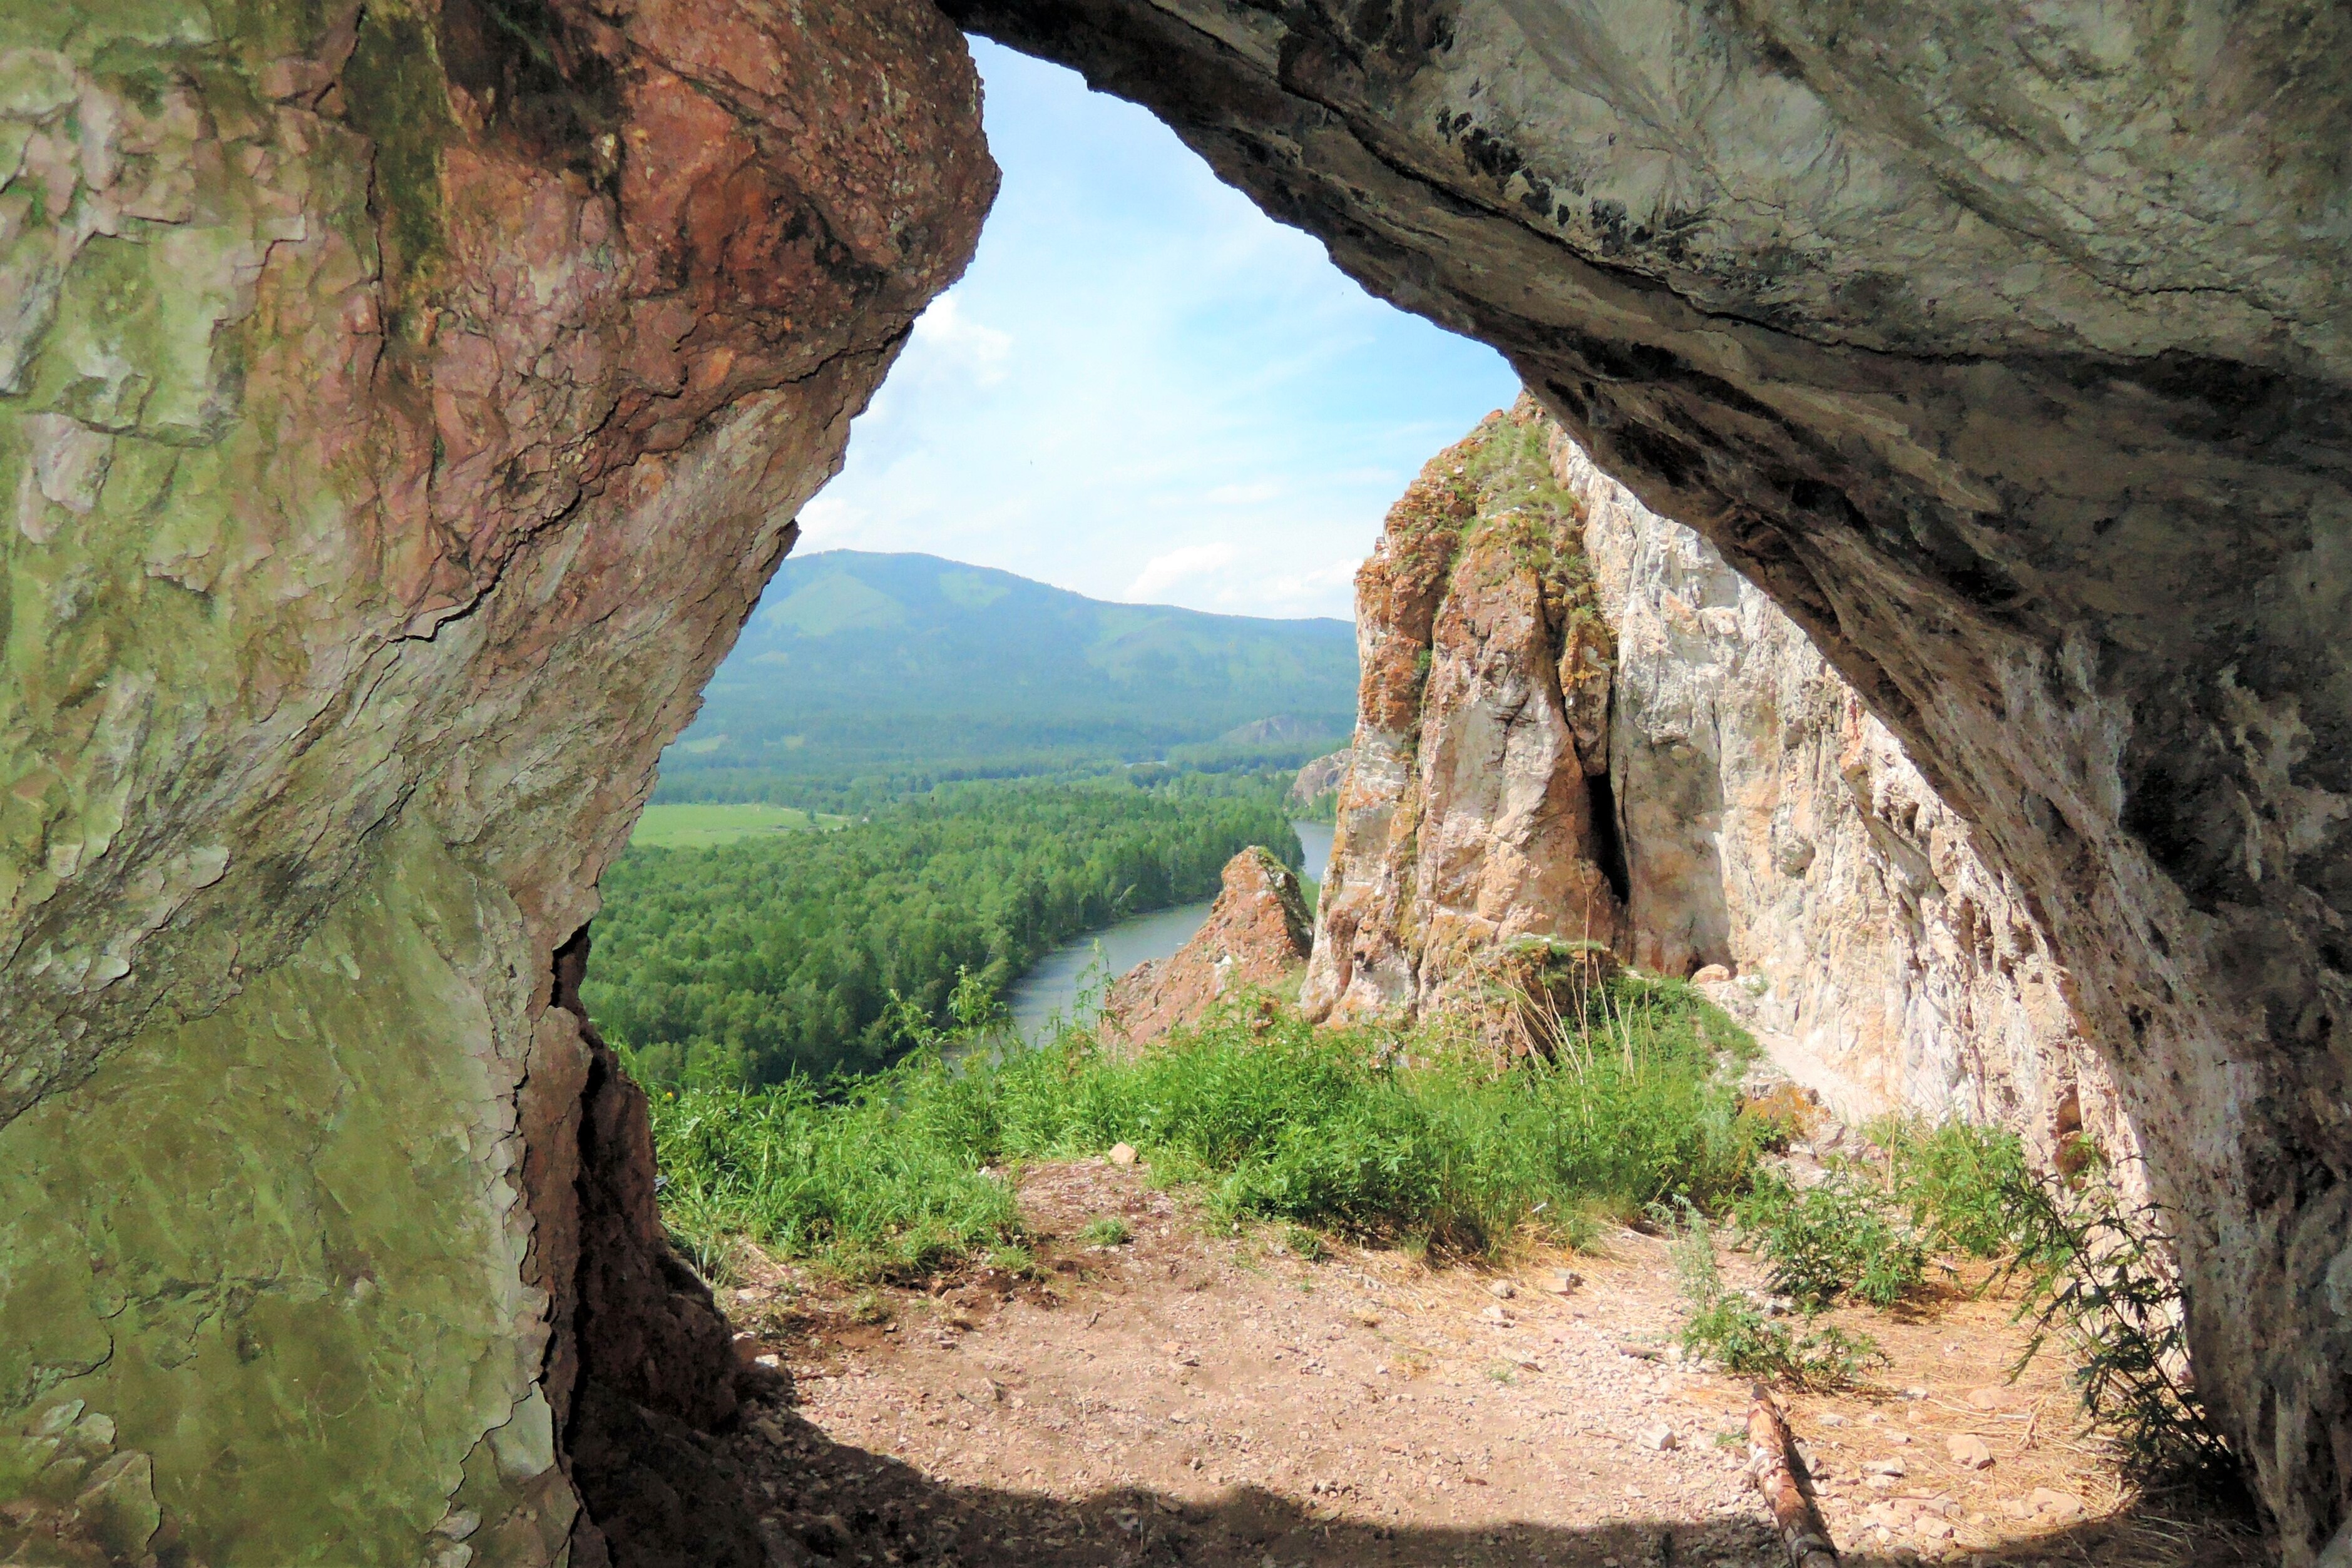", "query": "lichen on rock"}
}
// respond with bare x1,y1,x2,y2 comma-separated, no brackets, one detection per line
0,1,993,1560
